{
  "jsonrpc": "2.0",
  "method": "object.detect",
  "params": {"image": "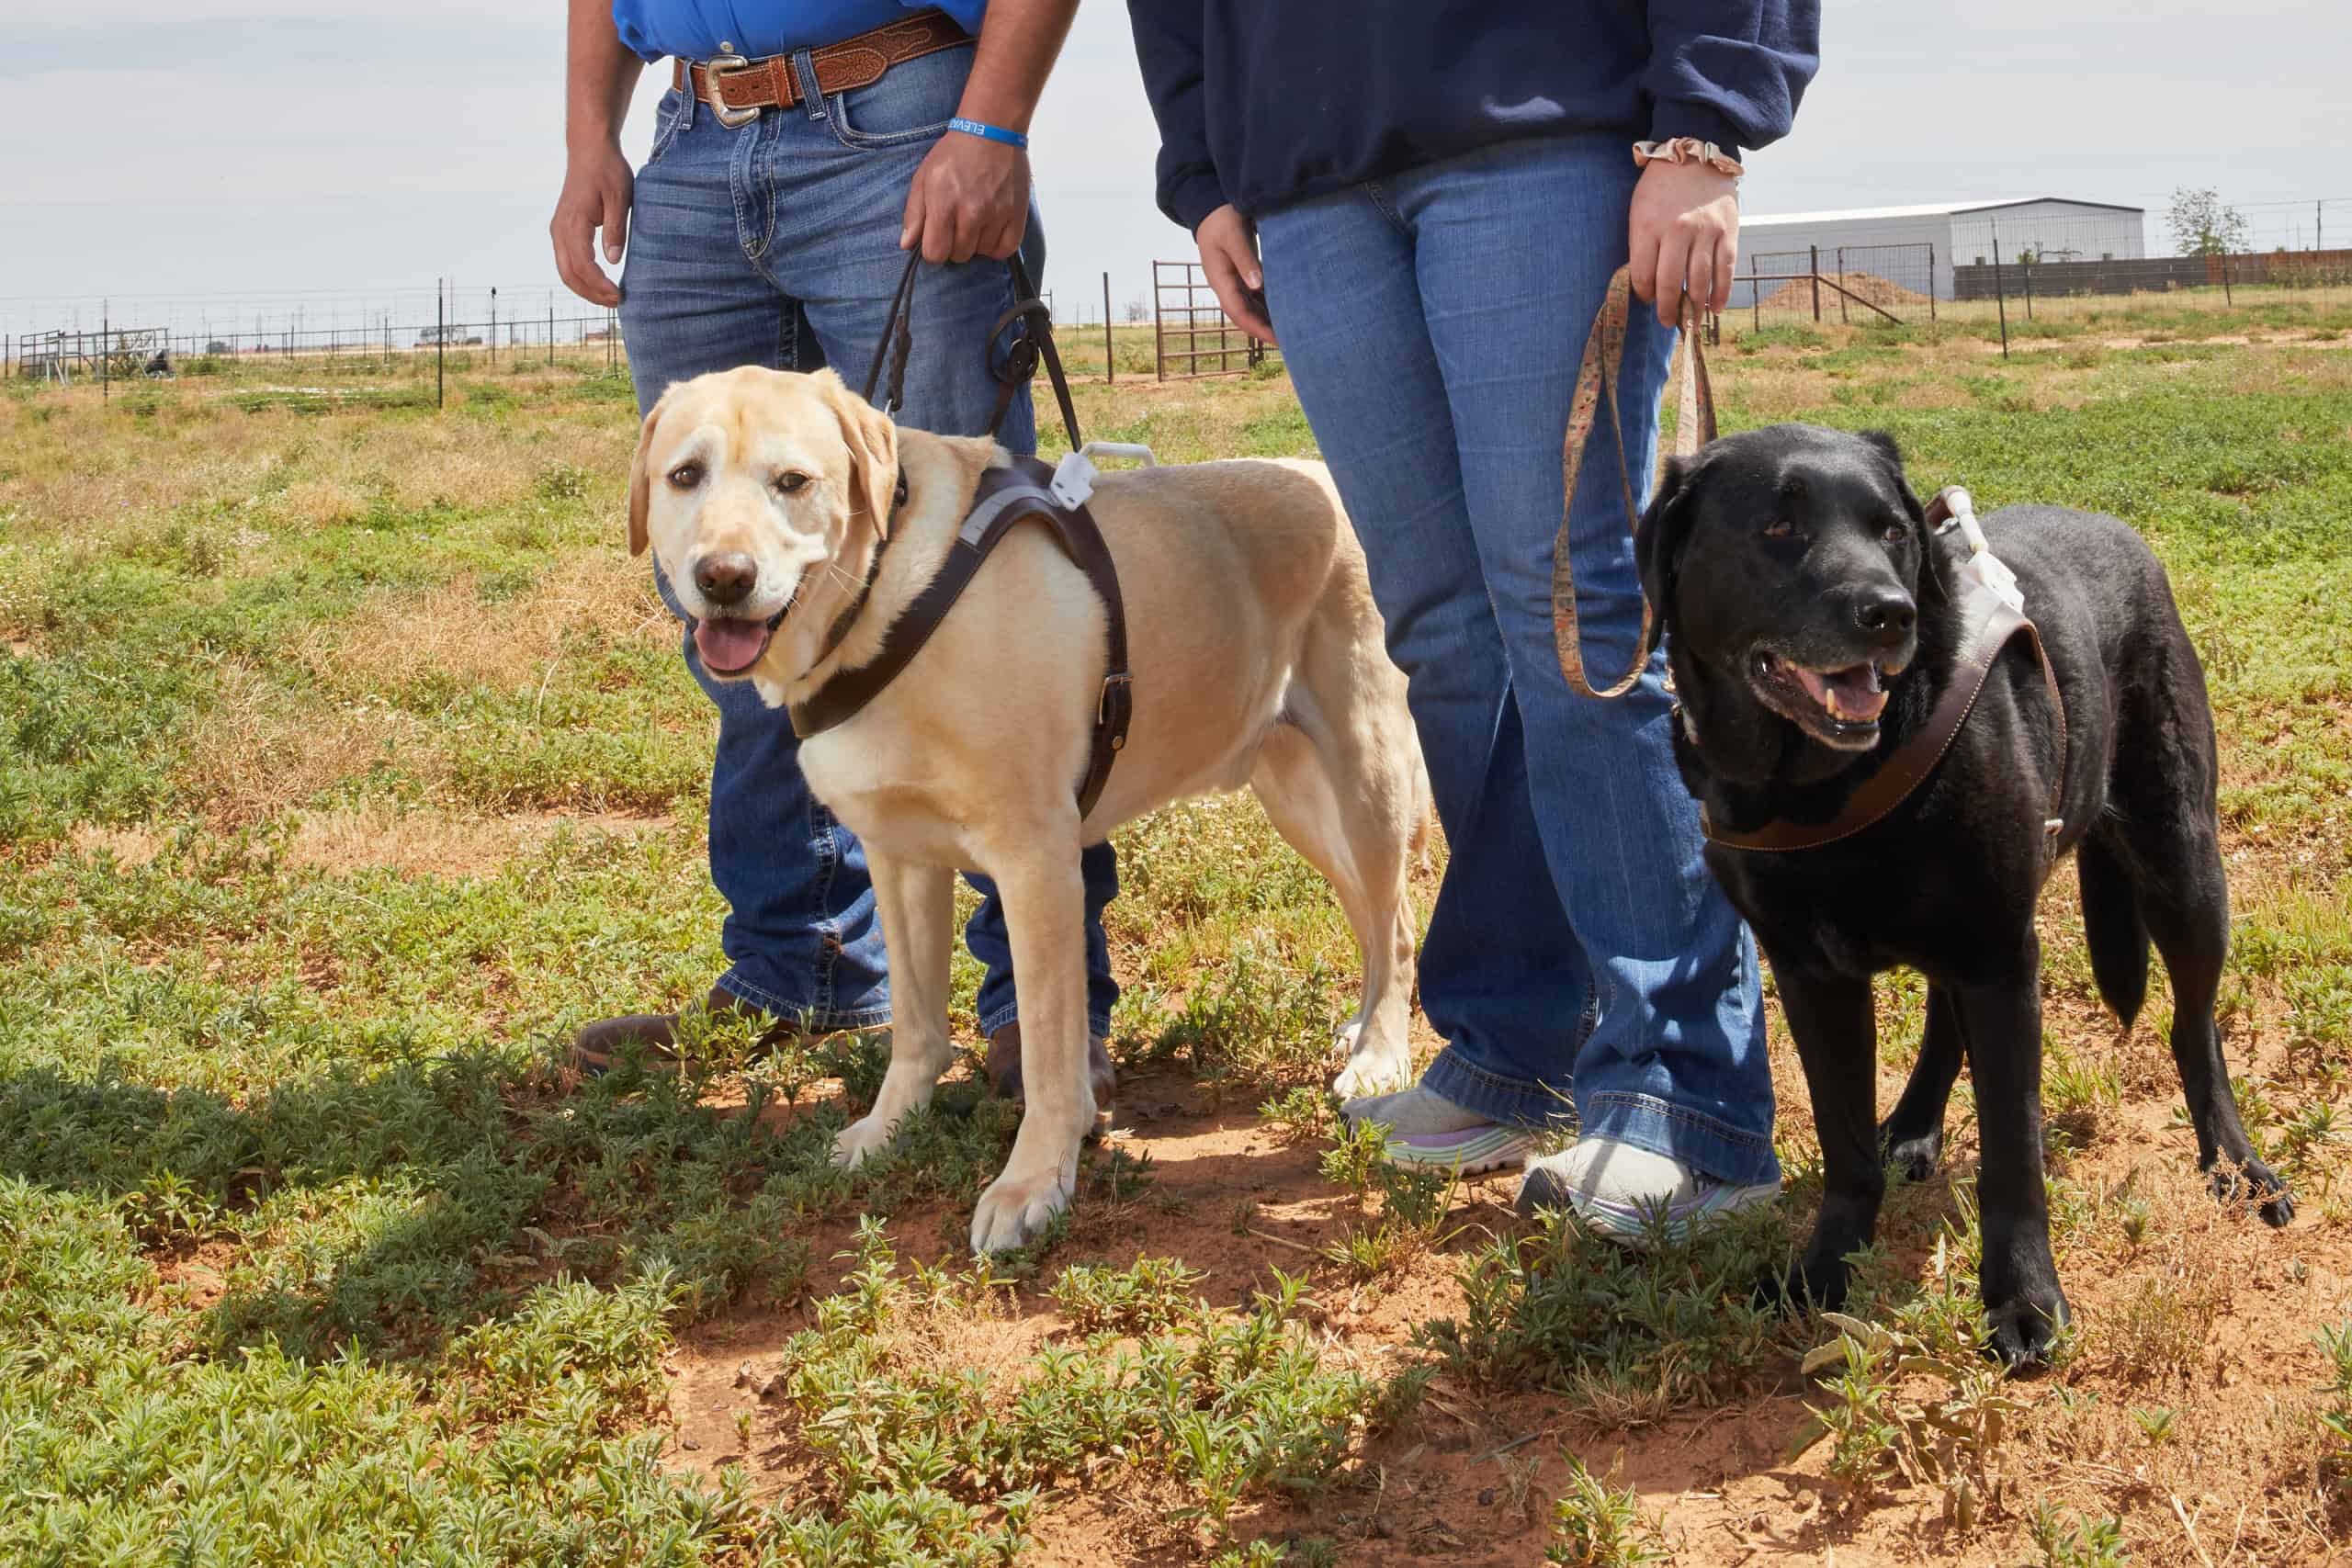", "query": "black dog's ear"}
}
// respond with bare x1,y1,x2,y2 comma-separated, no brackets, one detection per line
1859,428,1928,525
1635,451,1705,638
